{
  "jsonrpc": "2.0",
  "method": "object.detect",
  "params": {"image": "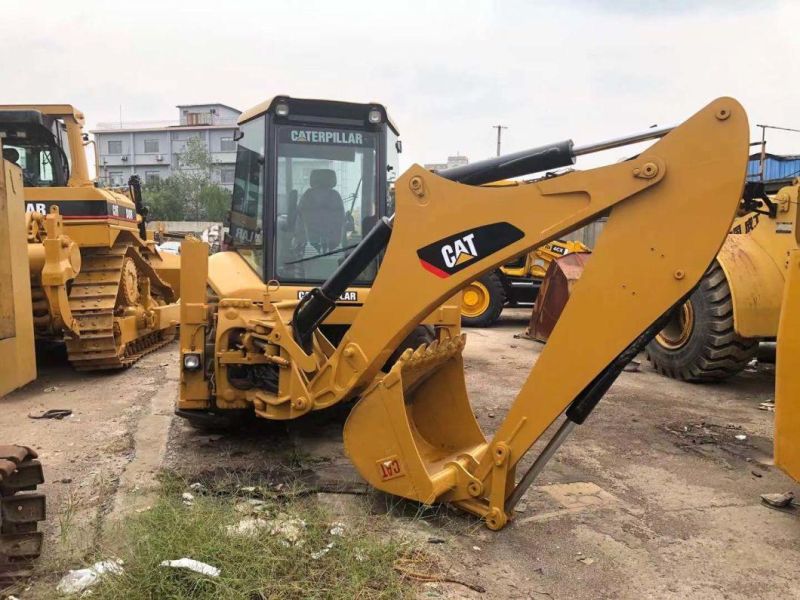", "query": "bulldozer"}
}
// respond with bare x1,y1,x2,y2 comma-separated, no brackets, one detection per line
461,239,589,327
0,145,46,583
178,97,748,529
644,179,798,381
0,105,180,370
